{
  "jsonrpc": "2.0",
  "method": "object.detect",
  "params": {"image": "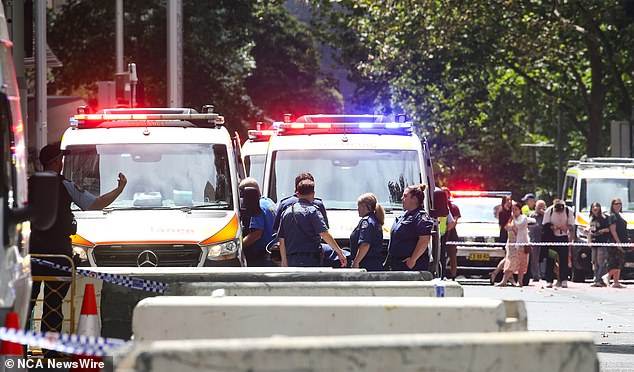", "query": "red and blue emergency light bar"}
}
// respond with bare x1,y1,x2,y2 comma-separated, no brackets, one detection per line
451,190,512,198
69,106,224,129
278,114,413,136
